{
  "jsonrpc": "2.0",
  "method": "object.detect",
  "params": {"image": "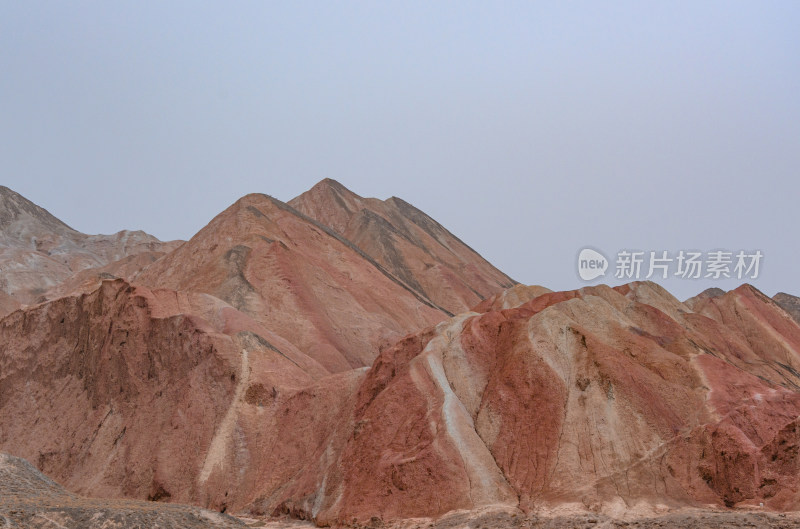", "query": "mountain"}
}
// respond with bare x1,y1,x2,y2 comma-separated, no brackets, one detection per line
0,181,524,523
774,292,800,324
4,181,800,527
136,192,451,372
0,182,510,371
0,186,181,312
289,179,516,315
